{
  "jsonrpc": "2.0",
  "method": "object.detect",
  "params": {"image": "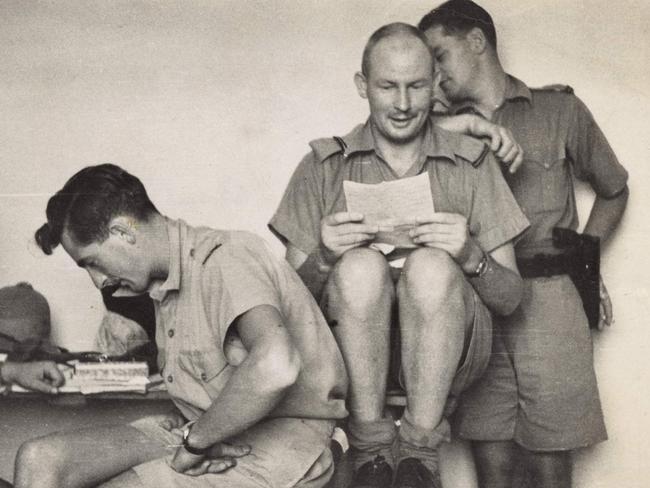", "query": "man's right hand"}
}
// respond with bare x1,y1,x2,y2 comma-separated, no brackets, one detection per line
320,212,382,264
0,360,64,394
